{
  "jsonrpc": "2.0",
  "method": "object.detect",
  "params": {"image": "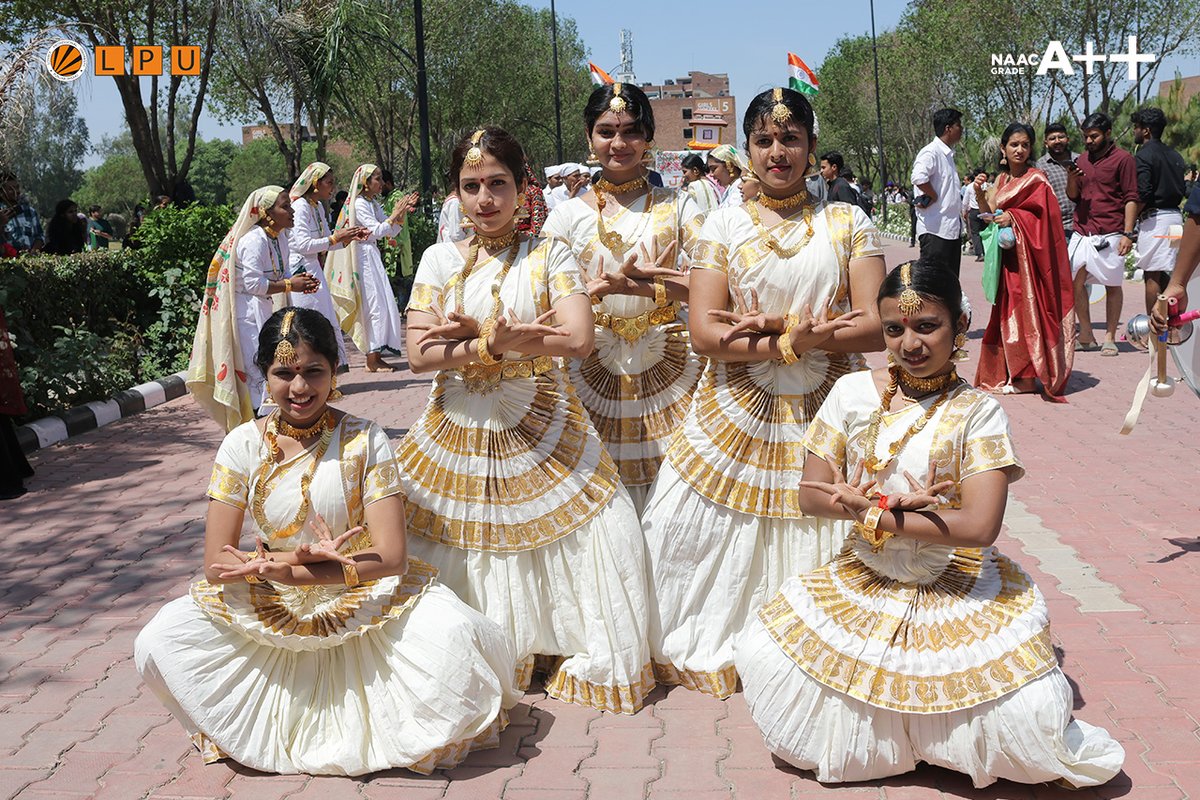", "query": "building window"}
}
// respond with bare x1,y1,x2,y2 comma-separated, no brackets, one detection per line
682,108,692,120
683,128,694,139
